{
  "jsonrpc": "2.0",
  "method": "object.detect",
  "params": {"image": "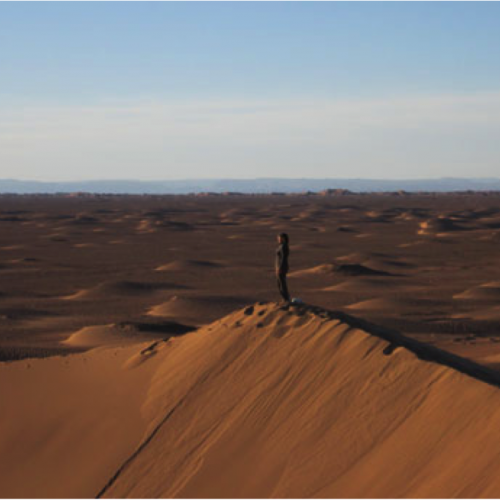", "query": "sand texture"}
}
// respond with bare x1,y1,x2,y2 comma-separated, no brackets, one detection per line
2,193,500,497
2,194,500,363
3,303,500,497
